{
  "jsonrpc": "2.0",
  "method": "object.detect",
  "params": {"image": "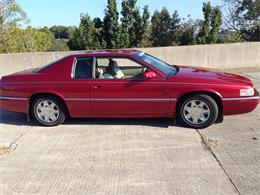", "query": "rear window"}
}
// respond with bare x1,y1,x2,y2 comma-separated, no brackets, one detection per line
74,57,92,79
